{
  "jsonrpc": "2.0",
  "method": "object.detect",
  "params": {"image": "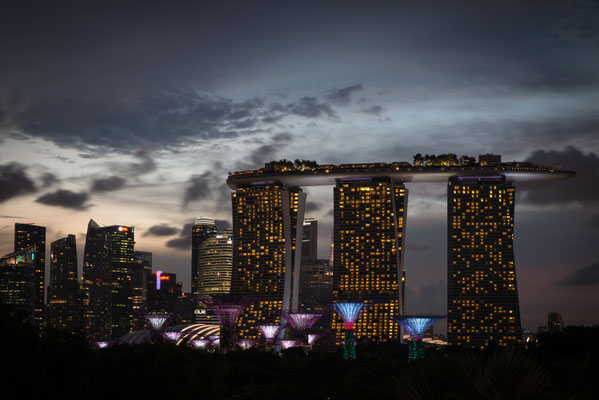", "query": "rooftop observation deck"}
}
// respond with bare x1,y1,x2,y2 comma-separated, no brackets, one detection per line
226,161,575,189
